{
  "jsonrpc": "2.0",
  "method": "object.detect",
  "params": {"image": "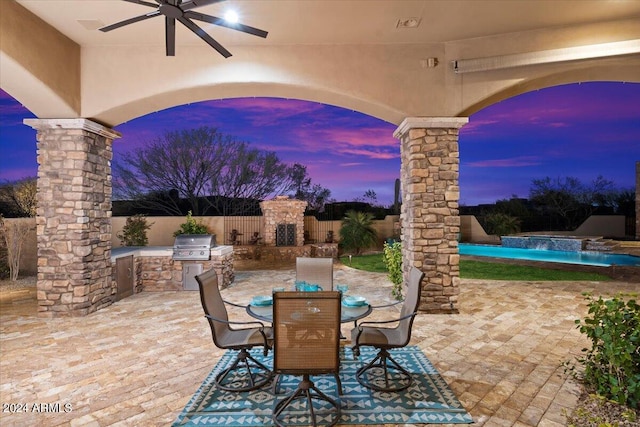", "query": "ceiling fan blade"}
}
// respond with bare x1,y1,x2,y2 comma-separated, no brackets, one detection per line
181,0,226,12
185,11,268,38
99,10,161,32
166,17,176,56
178,17,232,58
